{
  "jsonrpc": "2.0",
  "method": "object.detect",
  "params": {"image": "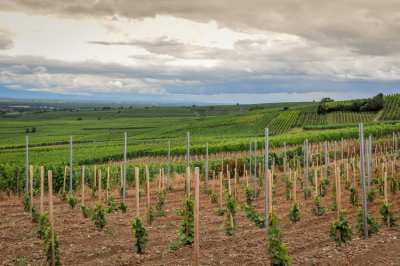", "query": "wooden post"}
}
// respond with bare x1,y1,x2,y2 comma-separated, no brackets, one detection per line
227,166,231,195
158,169,162,191
40,166,44,213
106,167,110,201
186,167,191,197
219,171,223,209
120,165,123,187
268,170,272,214
336,167,342,217
146,166,151,225
94,165,97,188
63,166,67,192
293,171,297,202
47,170,56,266
81,166,85,204
194,167,200,266
29,165,33,203
384,171,388,202
98,169,102,202
314,169,318,196
135,167,140,216
234,167,237,197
